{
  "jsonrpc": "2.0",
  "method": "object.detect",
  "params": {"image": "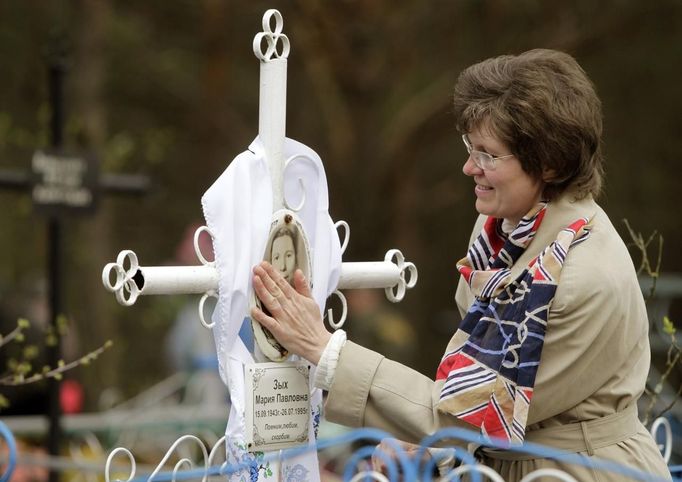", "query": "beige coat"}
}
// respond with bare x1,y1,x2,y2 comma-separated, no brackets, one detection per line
325,193,671,481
